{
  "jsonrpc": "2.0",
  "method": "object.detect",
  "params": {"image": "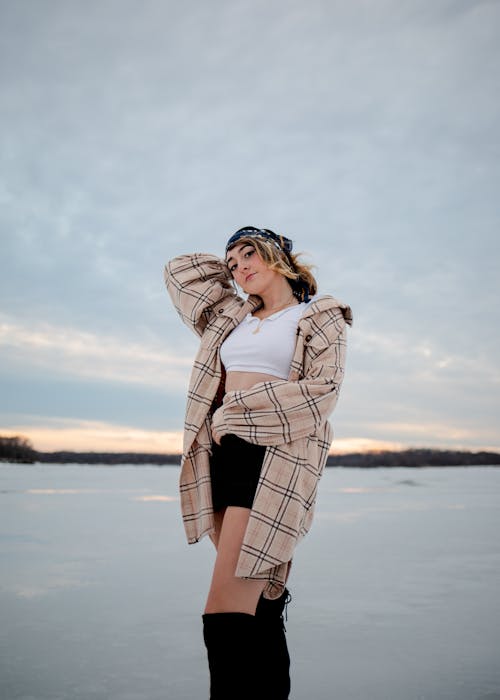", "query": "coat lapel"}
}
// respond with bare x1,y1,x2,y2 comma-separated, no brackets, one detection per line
183,294,262,456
